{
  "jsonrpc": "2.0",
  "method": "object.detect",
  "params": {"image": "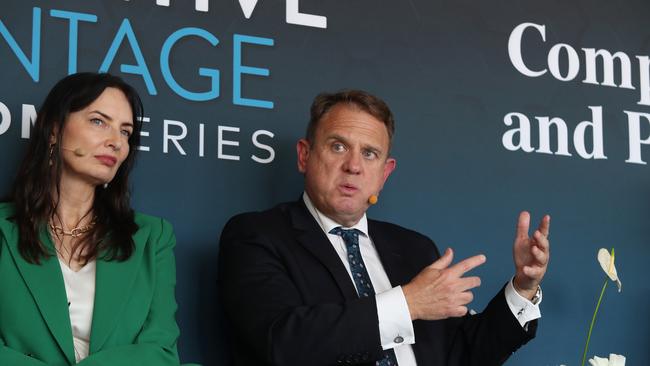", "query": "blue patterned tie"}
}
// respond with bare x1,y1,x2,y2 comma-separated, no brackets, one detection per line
330,227,399,366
